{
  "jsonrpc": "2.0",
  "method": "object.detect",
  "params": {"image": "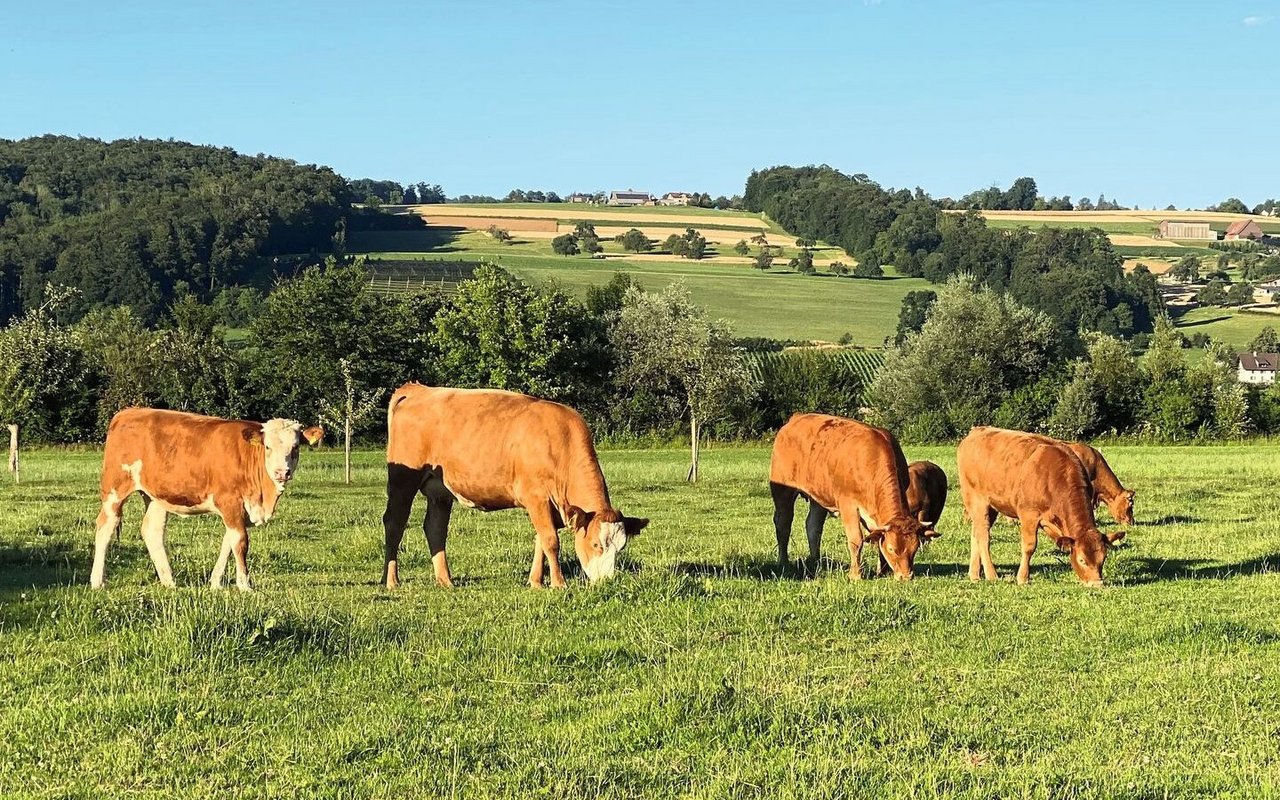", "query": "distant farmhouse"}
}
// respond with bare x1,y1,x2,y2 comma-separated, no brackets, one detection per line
607,190,653,207
1238,352,1279,385
1224,220,1264,241
659,192,694,206
567,193,593,204
1157,220,1215,240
